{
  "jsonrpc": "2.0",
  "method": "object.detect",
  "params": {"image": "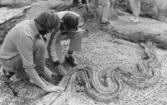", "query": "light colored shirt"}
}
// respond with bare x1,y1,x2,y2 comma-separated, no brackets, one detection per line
0,20,39,69
44,11,80,62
